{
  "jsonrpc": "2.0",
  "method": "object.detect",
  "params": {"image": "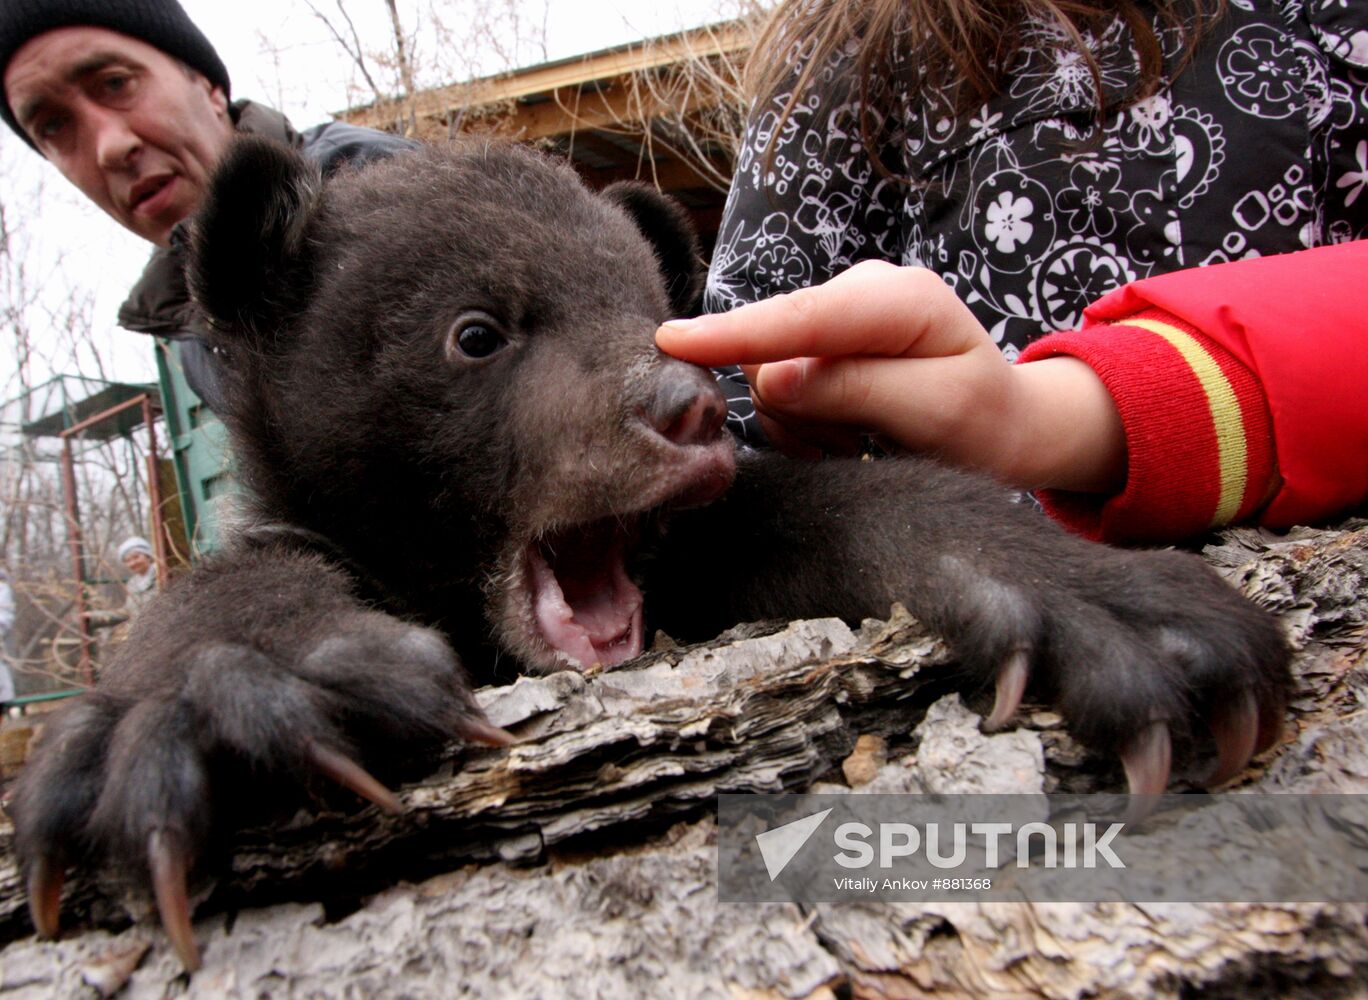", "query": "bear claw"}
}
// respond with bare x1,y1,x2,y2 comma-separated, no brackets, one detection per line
26,855,63,940
1121,721,1172,821
454,717,518,748
149,828,200,972
306,743,402,814
983,649,1030,732
1205,688,1260,788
